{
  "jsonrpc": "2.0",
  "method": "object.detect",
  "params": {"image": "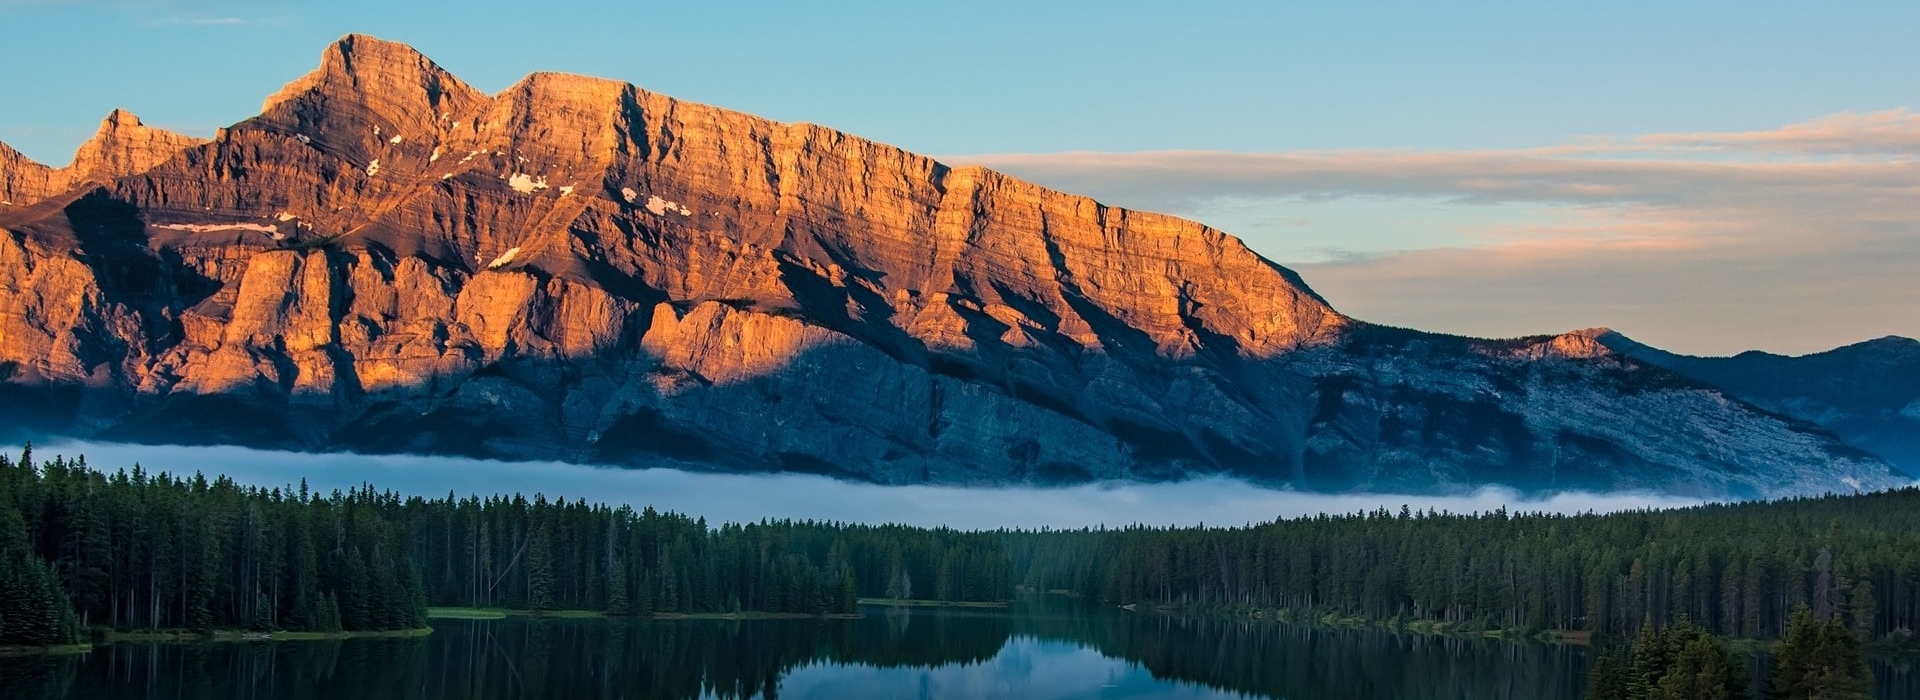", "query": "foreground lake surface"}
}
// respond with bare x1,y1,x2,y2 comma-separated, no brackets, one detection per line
6,600,1919,699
